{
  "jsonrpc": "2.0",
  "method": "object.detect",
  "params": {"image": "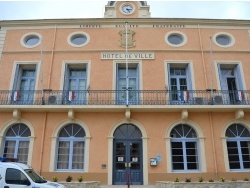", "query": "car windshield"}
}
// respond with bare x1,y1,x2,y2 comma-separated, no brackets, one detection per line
24,169,47,183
